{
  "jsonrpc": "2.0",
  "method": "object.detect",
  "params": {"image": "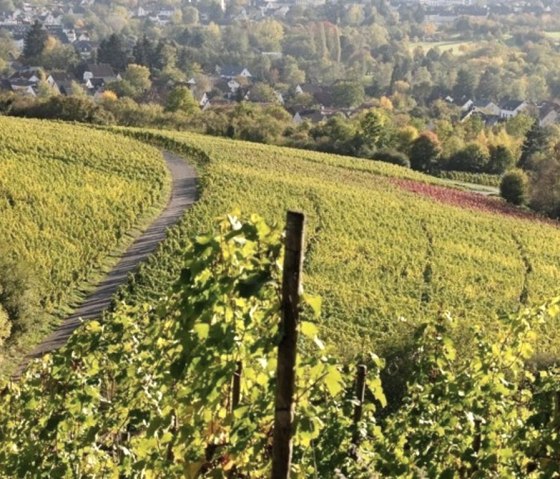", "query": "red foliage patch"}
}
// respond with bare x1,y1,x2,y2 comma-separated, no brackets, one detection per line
390,178,558,226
